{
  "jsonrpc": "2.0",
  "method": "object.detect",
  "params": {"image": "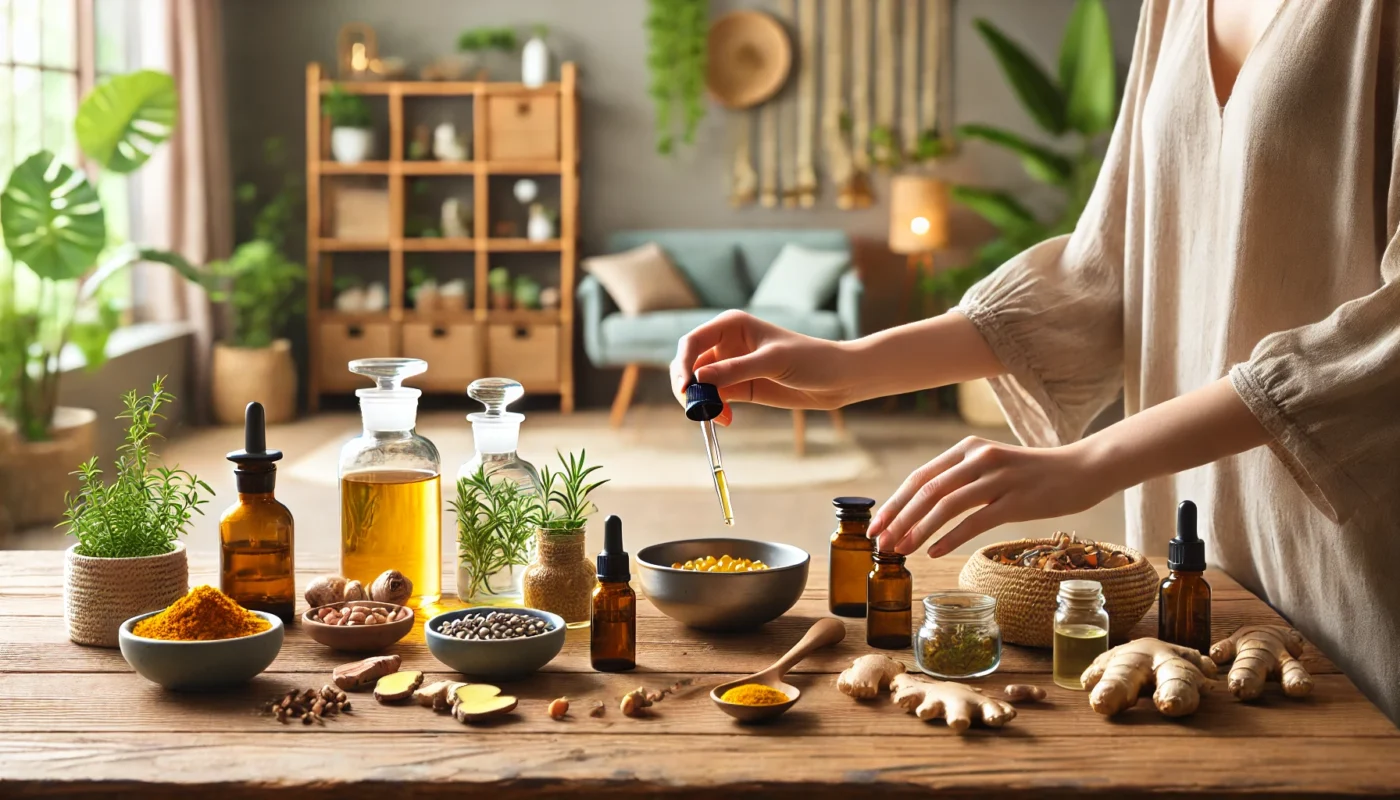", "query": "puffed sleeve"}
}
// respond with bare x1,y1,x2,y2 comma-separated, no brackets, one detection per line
954,4,1162,448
